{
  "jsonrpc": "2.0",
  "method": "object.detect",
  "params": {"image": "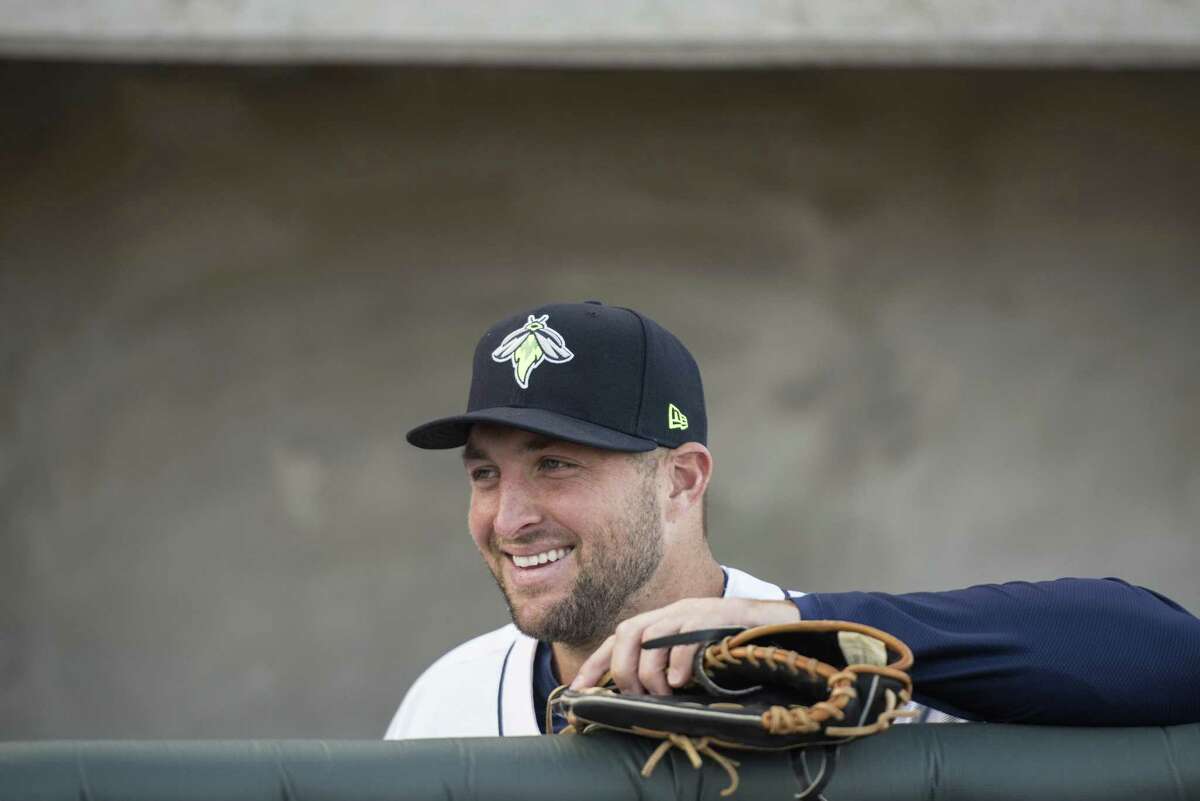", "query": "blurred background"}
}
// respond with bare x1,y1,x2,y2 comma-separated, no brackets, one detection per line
2,2,1198,740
